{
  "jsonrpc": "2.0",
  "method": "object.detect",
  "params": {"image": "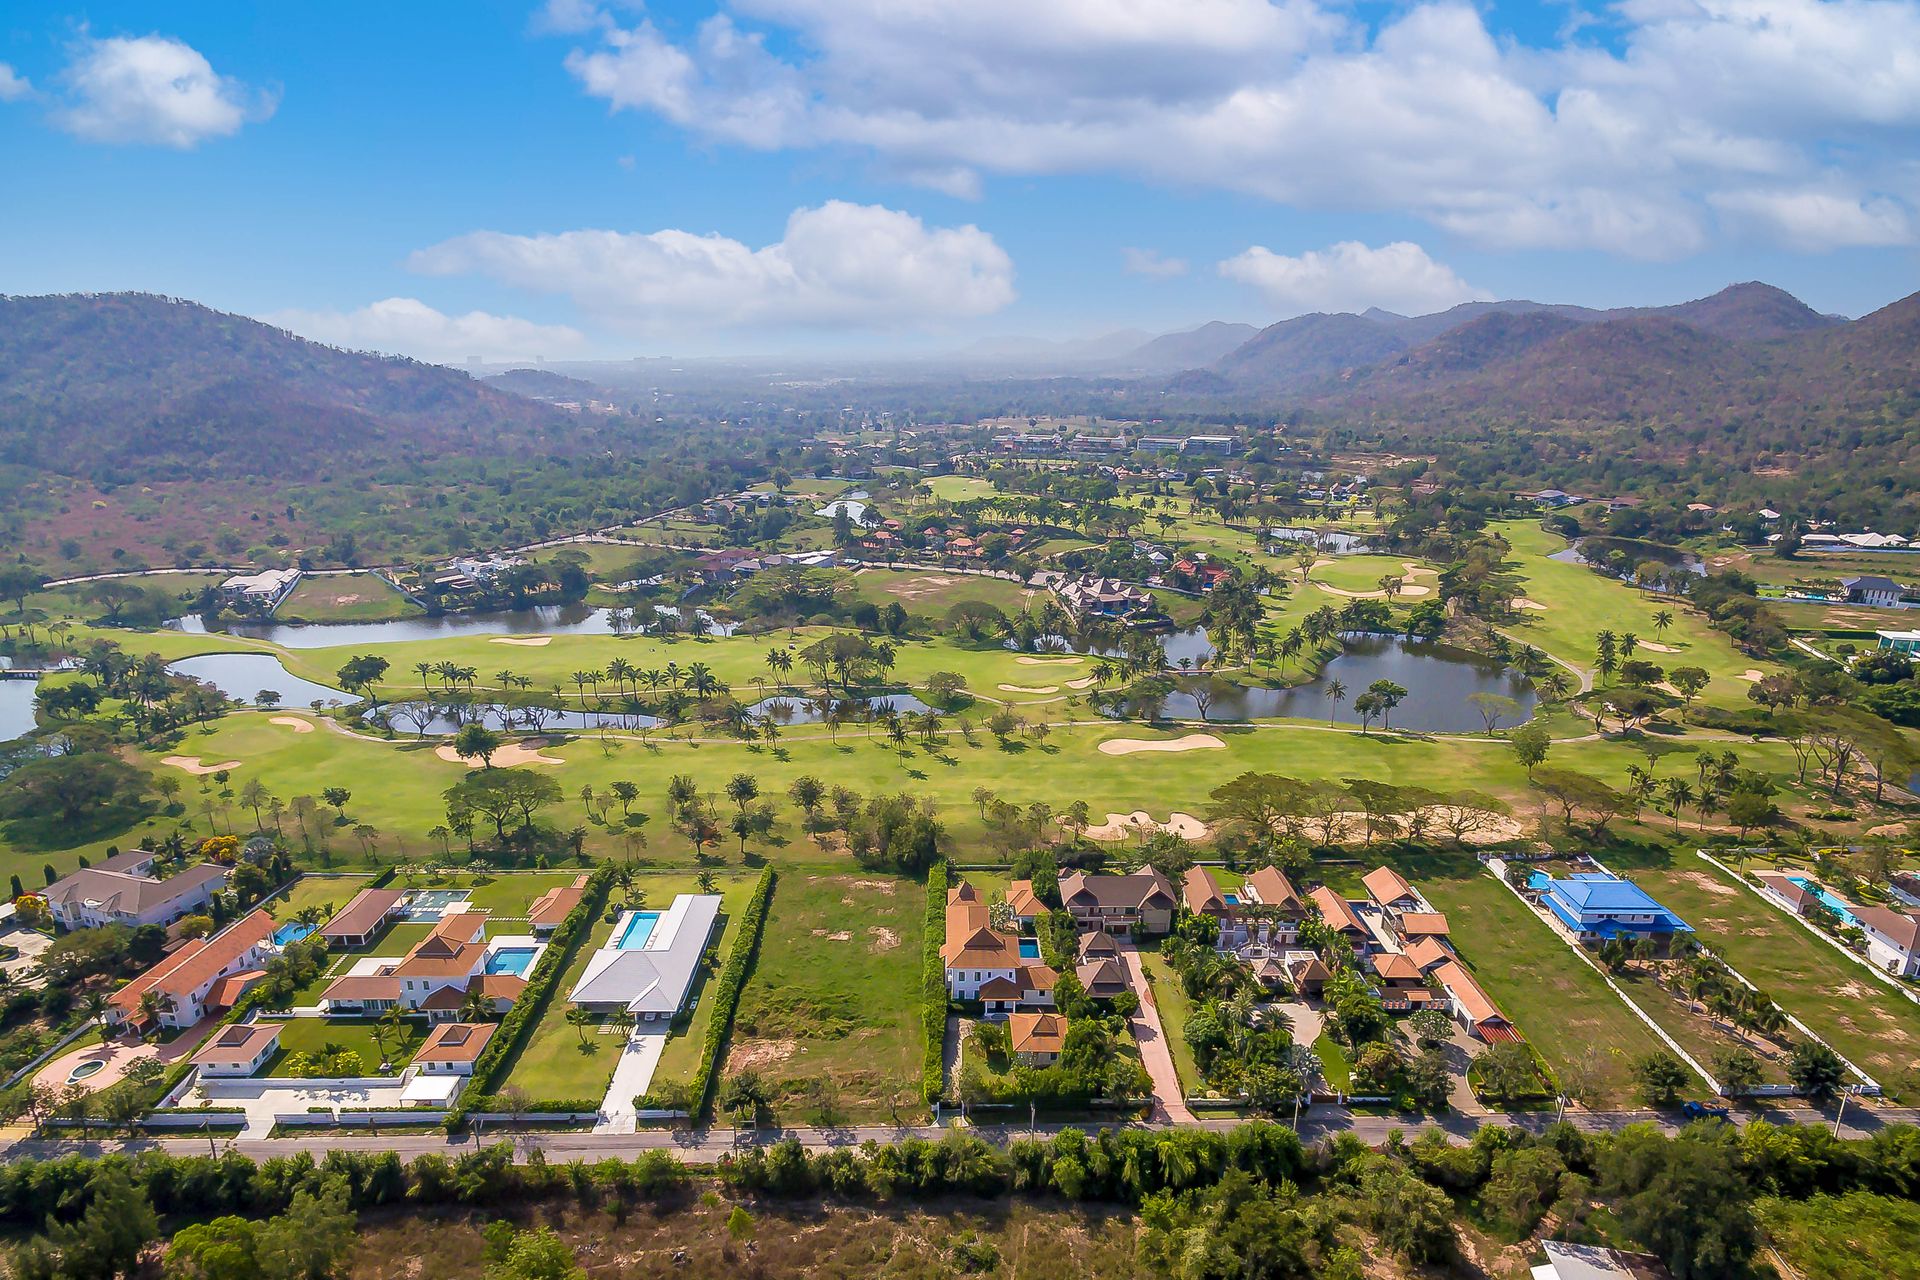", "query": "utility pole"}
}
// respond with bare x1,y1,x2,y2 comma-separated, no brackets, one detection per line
1833,1086,1855,1138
